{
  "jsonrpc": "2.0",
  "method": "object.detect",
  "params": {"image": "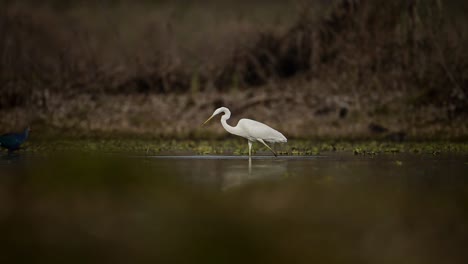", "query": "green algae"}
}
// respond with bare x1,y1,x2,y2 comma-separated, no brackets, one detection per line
7,139,468,156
